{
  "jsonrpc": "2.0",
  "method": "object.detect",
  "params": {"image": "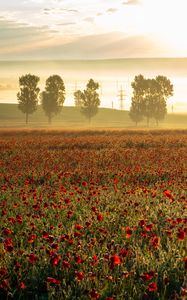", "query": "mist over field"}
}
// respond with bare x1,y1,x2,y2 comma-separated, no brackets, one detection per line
0,58,187,113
